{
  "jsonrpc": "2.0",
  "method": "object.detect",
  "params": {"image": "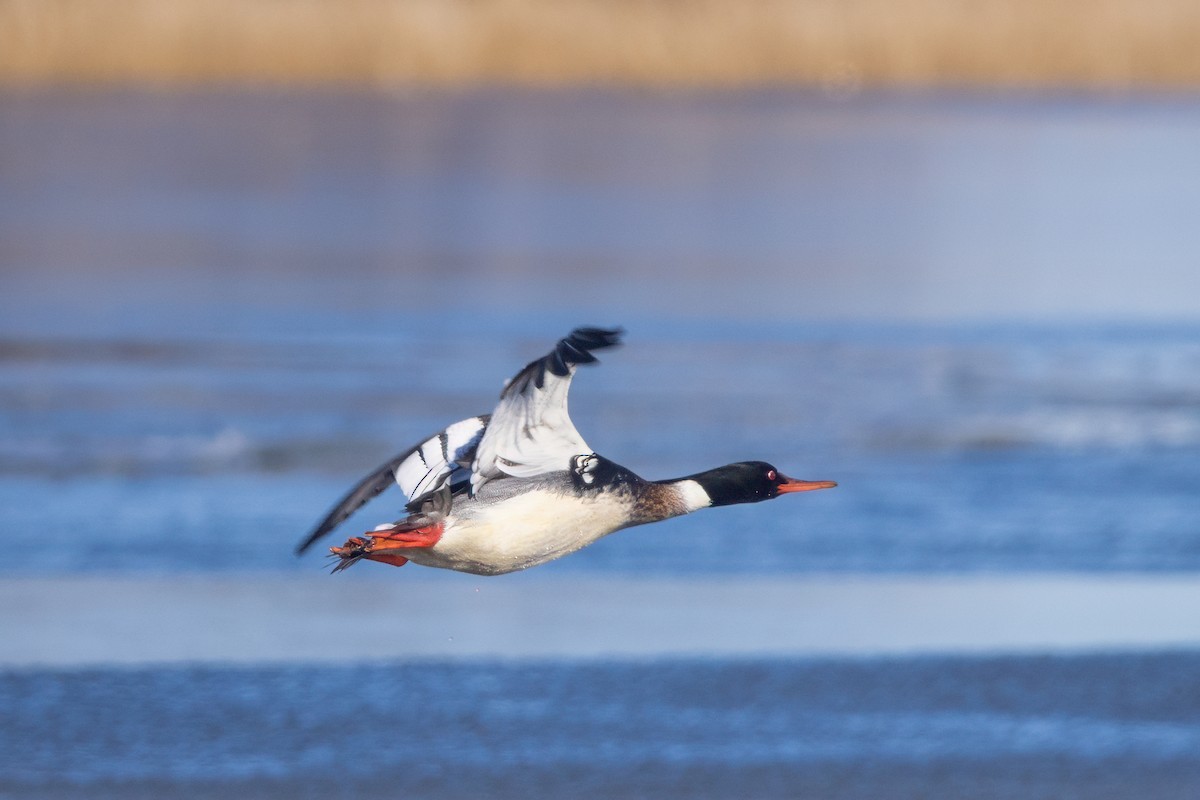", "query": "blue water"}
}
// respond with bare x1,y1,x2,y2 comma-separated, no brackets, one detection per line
2,325,1199,574
3,89,1200,796
3,654,1200,798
